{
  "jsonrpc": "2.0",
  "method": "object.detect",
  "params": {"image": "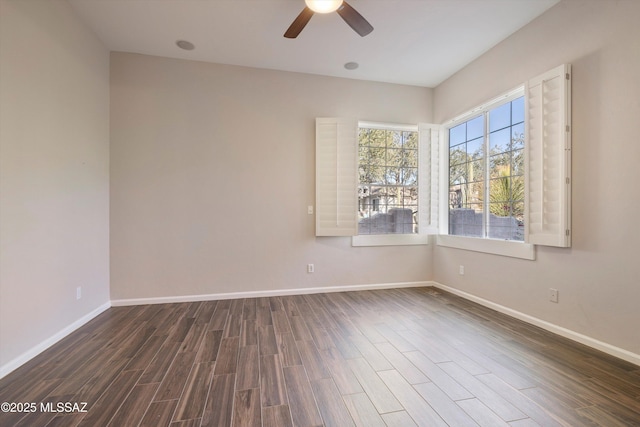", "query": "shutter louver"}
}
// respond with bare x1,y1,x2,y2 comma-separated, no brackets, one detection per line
419,123,439,234
525,64,571,247
315,118,358,236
